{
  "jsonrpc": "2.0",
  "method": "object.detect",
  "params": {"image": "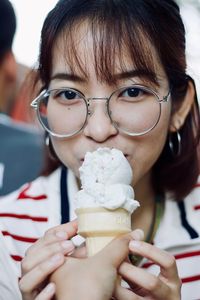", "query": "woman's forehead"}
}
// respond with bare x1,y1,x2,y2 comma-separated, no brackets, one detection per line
51,22,167,85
